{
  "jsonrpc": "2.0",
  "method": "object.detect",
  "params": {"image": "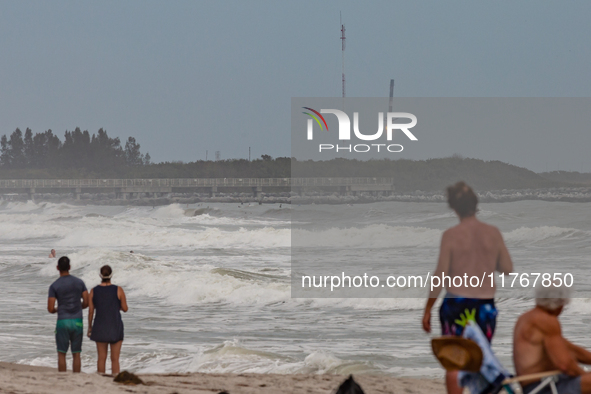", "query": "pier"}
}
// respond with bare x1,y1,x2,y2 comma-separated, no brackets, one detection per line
0,178,395,200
